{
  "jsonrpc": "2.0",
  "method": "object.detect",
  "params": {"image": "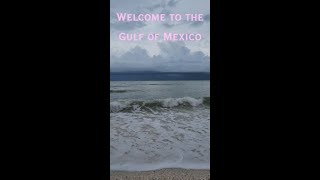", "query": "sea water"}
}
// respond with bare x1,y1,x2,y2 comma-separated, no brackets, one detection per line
110,81,210,171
